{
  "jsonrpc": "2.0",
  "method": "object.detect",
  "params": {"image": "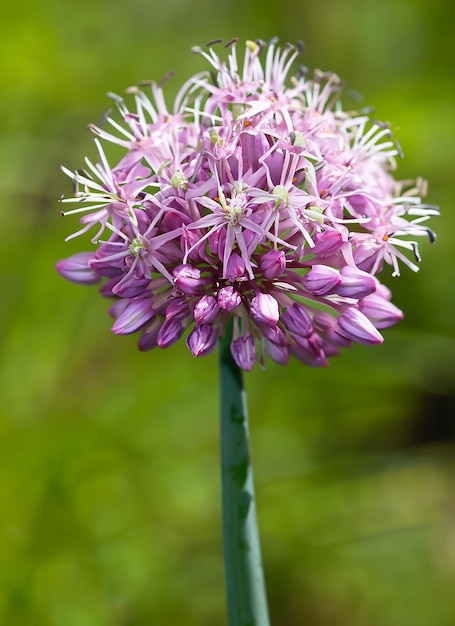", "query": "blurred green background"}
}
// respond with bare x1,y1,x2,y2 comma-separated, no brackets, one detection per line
1,0,455,624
